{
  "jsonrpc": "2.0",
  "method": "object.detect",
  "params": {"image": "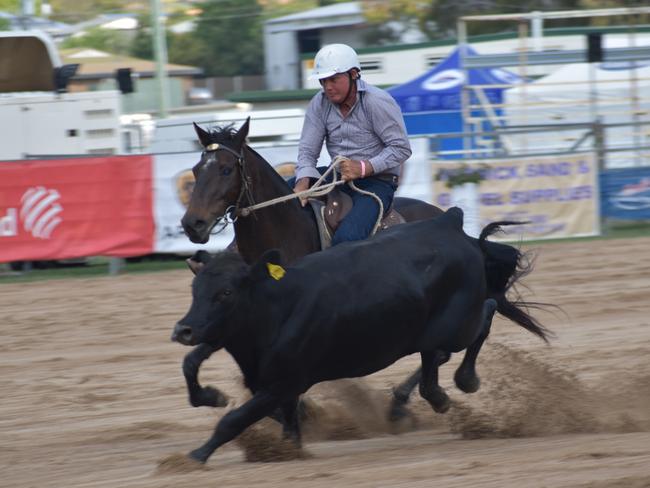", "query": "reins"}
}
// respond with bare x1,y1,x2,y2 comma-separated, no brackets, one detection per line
204,146,384,236
237,155,384,236
238,156,346,216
